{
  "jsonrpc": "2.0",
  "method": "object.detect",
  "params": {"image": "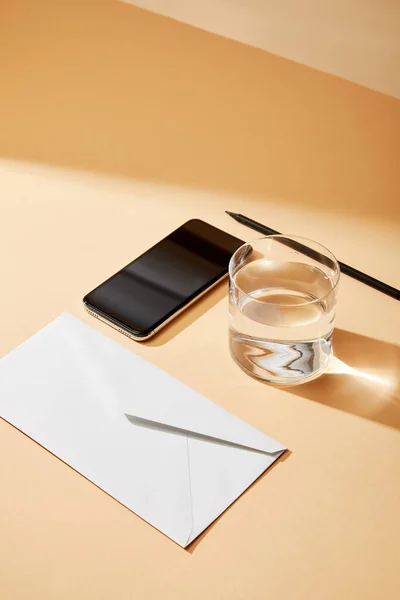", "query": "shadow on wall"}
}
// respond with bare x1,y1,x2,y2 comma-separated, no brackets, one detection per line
1,0,399,222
